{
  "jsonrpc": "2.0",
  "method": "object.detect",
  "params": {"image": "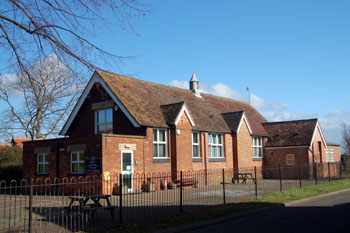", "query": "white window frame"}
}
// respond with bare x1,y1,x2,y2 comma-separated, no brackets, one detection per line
329,149,334,162
95,108,113,134
252,136,263,158
325,149,329,162
70,151,85,174
153,129,168,158
192,132,201,158
37,153,48,174
286,154,295,165
208,133,224,158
